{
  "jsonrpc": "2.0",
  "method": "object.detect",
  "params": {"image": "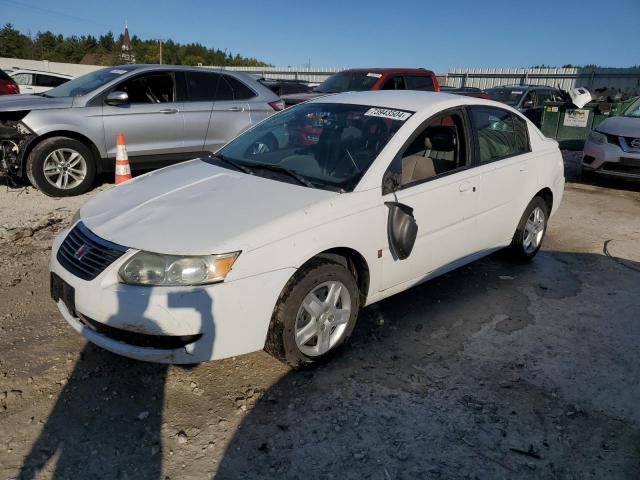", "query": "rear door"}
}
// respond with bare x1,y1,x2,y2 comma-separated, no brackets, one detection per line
468,106,534,249
204,74,253,152
181,70,219,155
102,71,185,163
